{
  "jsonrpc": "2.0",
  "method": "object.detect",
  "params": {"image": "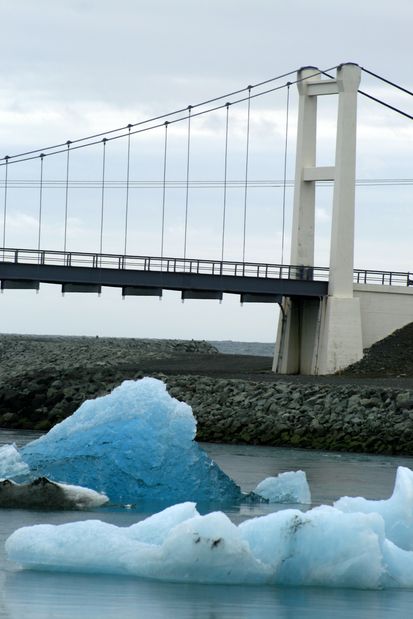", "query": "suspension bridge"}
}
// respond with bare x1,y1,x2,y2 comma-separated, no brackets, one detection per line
0,62,412,374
